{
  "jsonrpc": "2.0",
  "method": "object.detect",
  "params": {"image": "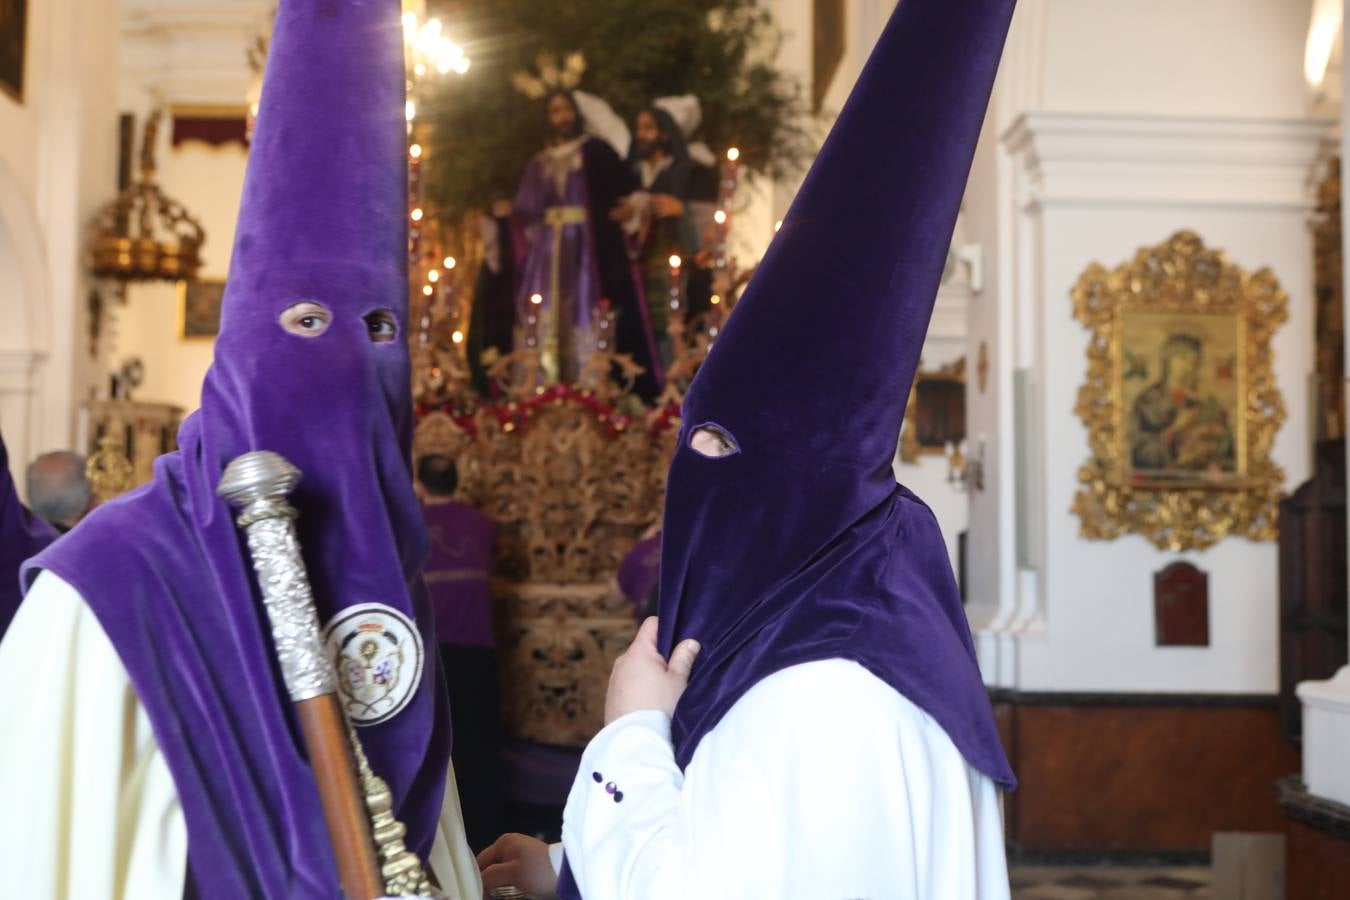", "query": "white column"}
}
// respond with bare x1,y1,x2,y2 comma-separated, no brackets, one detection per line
0,163,50,481
0,350,42,493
